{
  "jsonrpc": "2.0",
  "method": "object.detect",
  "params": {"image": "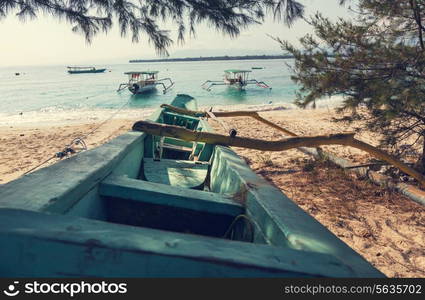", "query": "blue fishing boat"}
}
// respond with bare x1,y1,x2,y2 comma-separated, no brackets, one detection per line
0,94,383,277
